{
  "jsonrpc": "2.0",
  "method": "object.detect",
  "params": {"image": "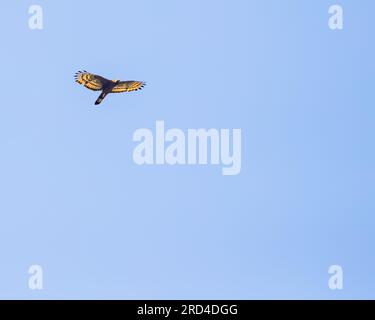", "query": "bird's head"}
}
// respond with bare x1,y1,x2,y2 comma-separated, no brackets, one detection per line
112,79,120,84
